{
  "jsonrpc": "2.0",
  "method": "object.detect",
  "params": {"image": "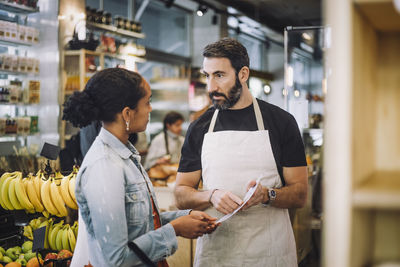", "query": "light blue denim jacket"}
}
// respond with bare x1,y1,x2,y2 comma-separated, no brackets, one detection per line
75,127,190,267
